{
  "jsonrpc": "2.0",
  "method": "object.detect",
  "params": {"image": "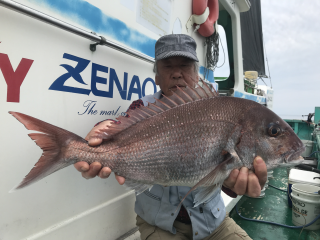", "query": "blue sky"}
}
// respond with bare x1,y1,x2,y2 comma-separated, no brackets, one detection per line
260,0,320,119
